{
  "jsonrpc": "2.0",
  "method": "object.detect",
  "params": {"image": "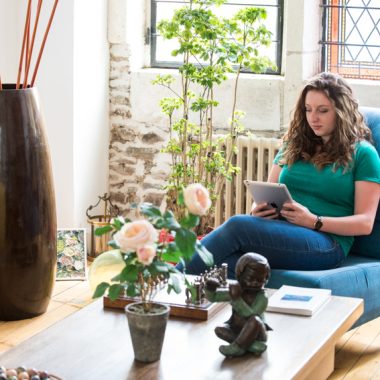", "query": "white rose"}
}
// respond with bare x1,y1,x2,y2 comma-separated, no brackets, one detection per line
114,220,158,252
183,183,211,216
136,245,157,266
63,247,76,257
74,260,84,271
